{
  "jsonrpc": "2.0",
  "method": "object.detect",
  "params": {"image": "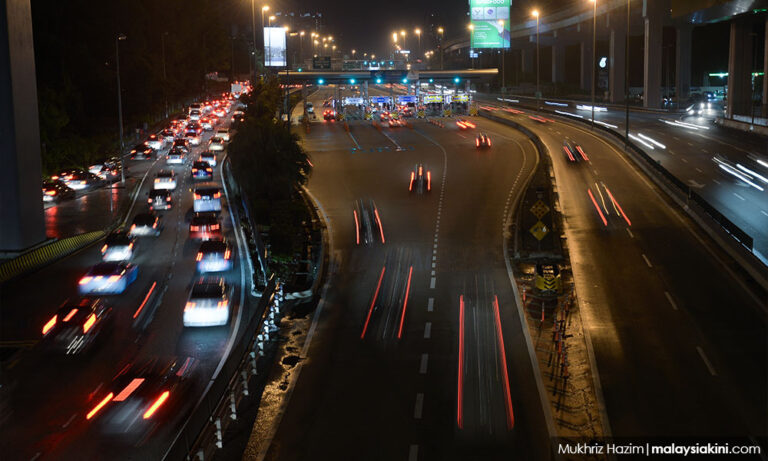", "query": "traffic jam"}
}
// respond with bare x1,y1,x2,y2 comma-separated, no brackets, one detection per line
32,85,251,446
